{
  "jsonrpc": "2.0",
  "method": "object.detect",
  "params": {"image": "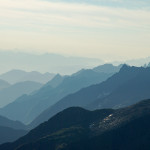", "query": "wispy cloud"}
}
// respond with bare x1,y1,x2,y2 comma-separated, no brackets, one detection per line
0,0,150,59
0,0,150,30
